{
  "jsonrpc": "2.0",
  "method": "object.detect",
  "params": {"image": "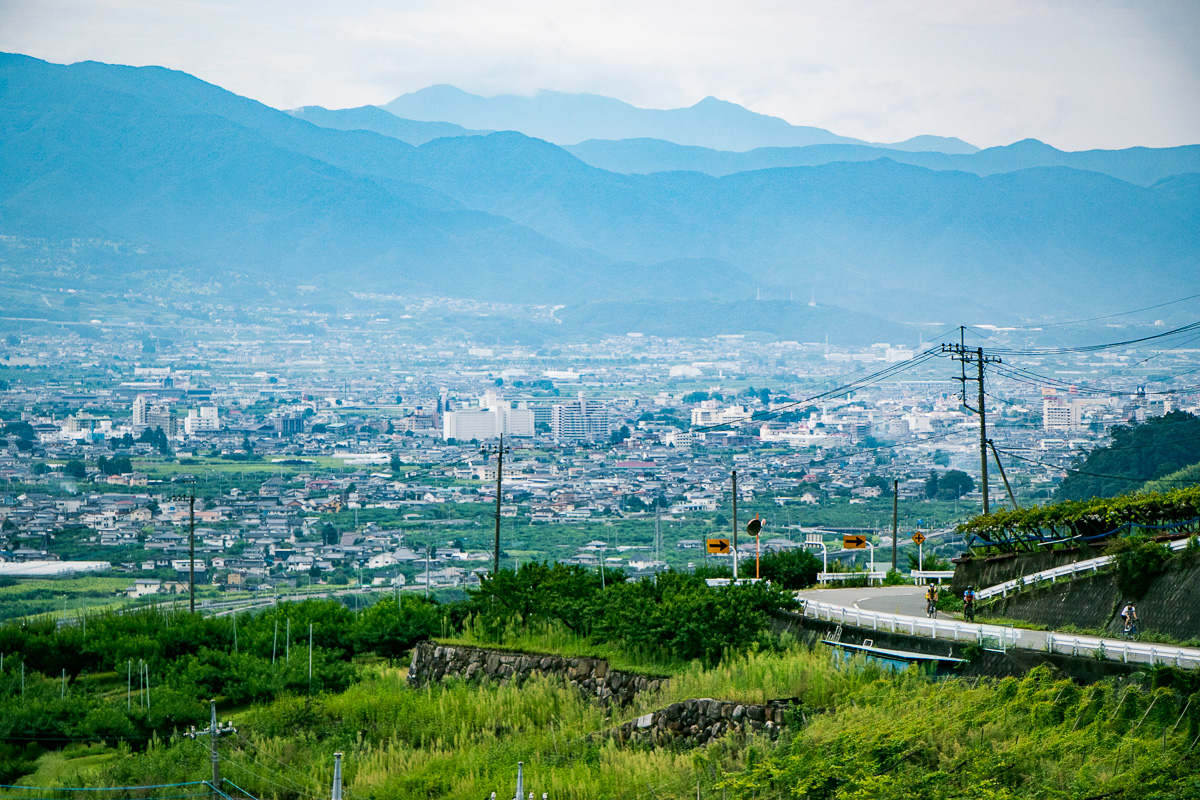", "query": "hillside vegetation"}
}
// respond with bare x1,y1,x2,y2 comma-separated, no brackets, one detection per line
1057,411,1200,501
